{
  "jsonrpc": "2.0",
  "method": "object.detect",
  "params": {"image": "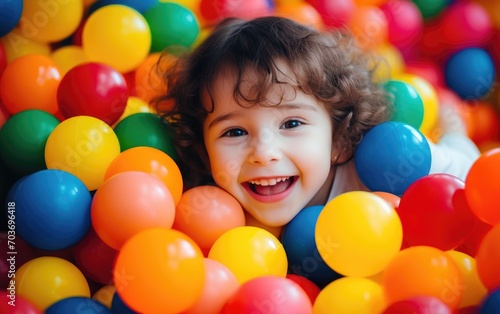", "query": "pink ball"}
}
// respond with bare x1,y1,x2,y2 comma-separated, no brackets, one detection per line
381,0,423,49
